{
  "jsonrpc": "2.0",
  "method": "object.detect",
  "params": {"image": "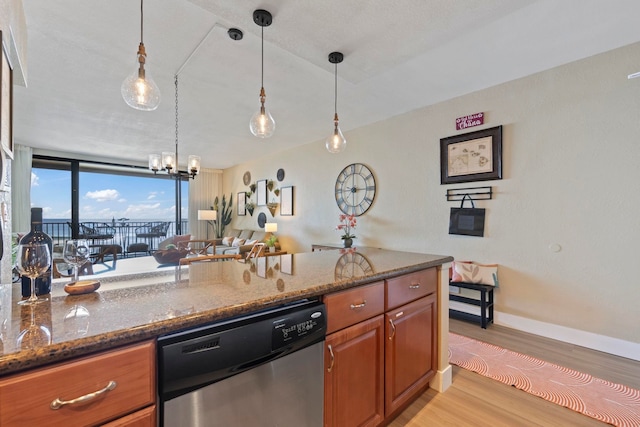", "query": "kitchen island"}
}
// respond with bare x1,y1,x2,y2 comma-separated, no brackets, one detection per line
0,248,453,425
